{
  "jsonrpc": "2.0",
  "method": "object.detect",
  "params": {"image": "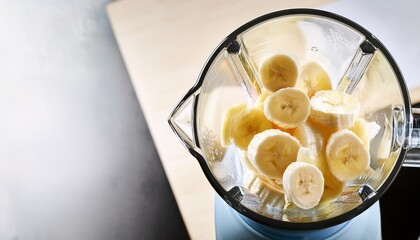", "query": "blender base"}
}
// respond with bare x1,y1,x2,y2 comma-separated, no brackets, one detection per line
215,194,382,240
